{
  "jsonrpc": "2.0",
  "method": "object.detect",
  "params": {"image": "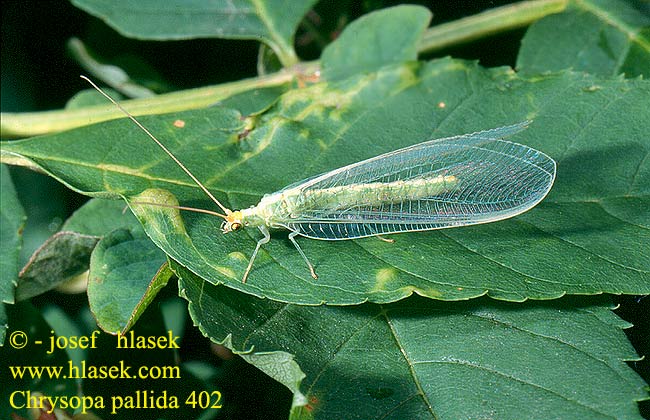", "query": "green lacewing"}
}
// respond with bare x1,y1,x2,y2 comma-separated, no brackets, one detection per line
82,76,556,283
